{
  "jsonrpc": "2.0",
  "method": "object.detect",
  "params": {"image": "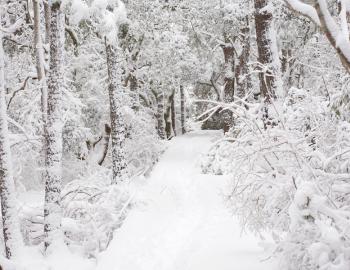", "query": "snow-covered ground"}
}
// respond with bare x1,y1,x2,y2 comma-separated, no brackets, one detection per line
96,131,276,270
